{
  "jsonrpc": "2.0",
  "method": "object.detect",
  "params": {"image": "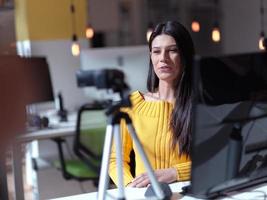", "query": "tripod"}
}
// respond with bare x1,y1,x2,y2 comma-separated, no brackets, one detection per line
97,96,166,200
